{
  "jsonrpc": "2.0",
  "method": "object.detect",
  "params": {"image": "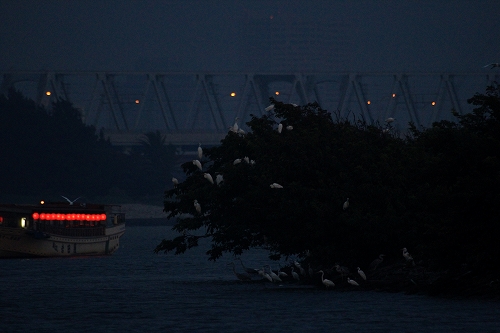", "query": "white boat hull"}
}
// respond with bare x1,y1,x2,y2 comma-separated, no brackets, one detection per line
0,224,125,258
